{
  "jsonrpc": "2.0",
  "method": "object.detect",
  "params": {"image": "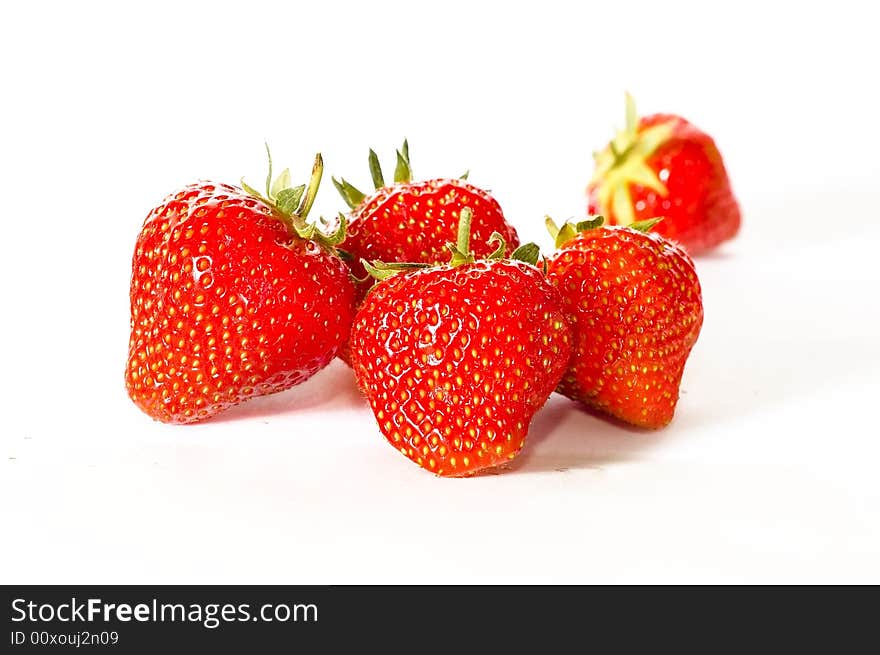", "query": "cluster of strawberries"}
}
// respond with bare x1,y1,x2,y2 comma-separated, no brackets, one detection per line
126,97,740,477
